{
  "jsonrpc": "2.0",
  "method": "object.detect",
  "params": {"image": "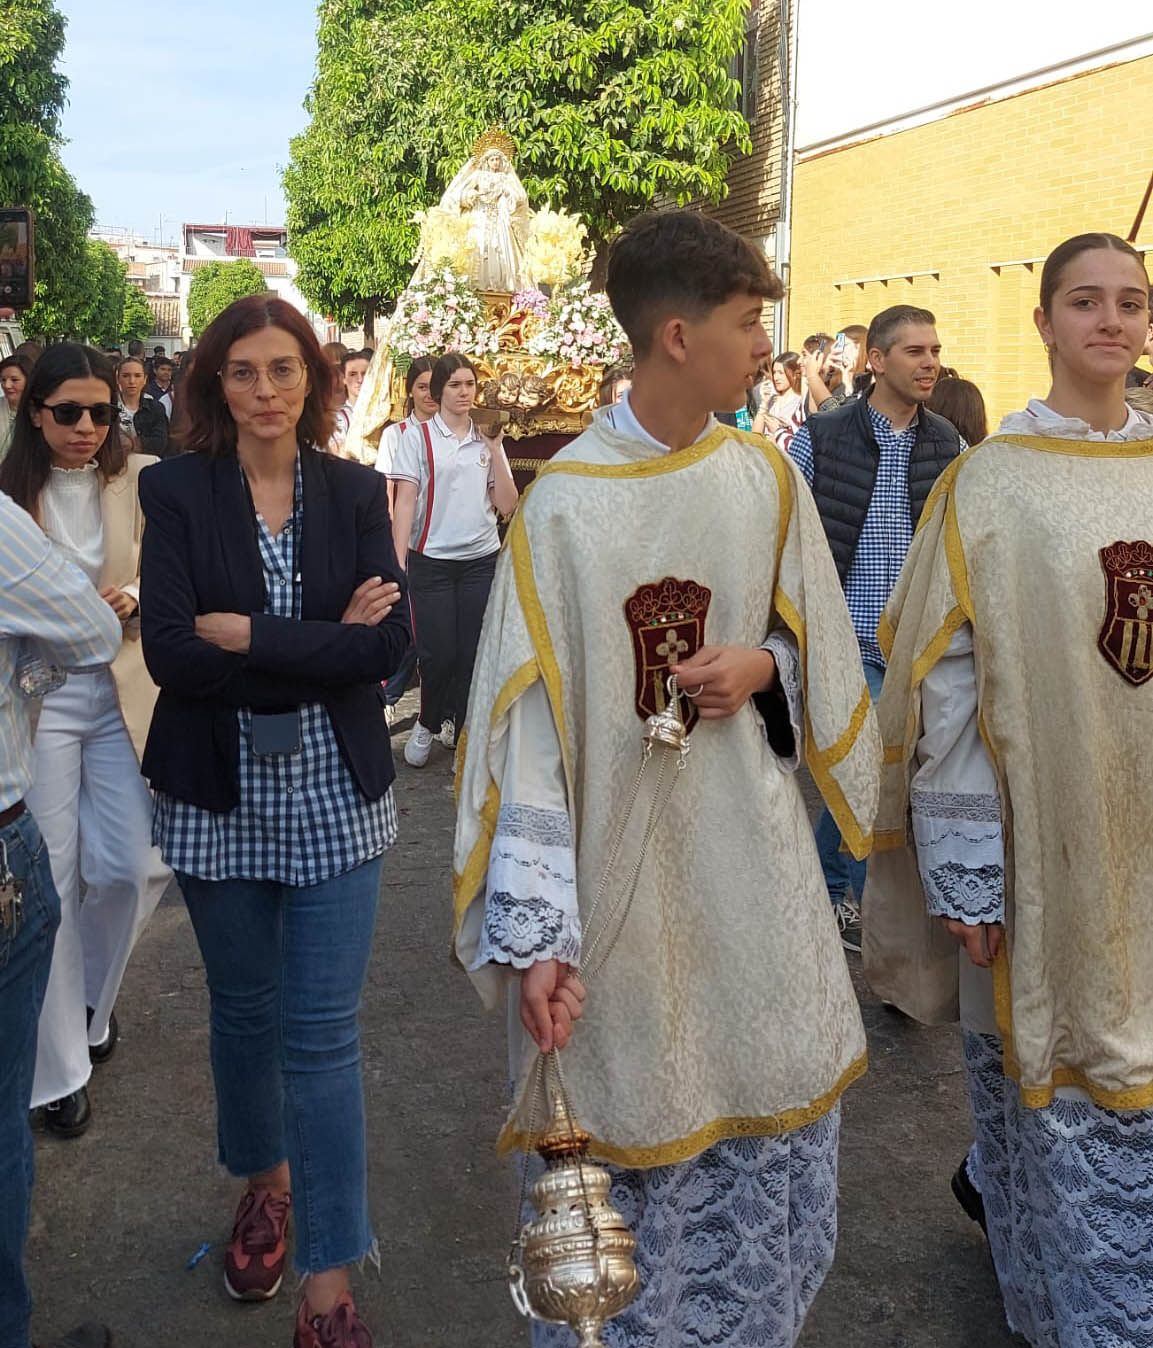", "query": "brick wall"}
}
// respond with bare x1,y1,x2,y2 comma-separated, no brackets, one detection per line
787,53,1153,421
706,0,789,243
